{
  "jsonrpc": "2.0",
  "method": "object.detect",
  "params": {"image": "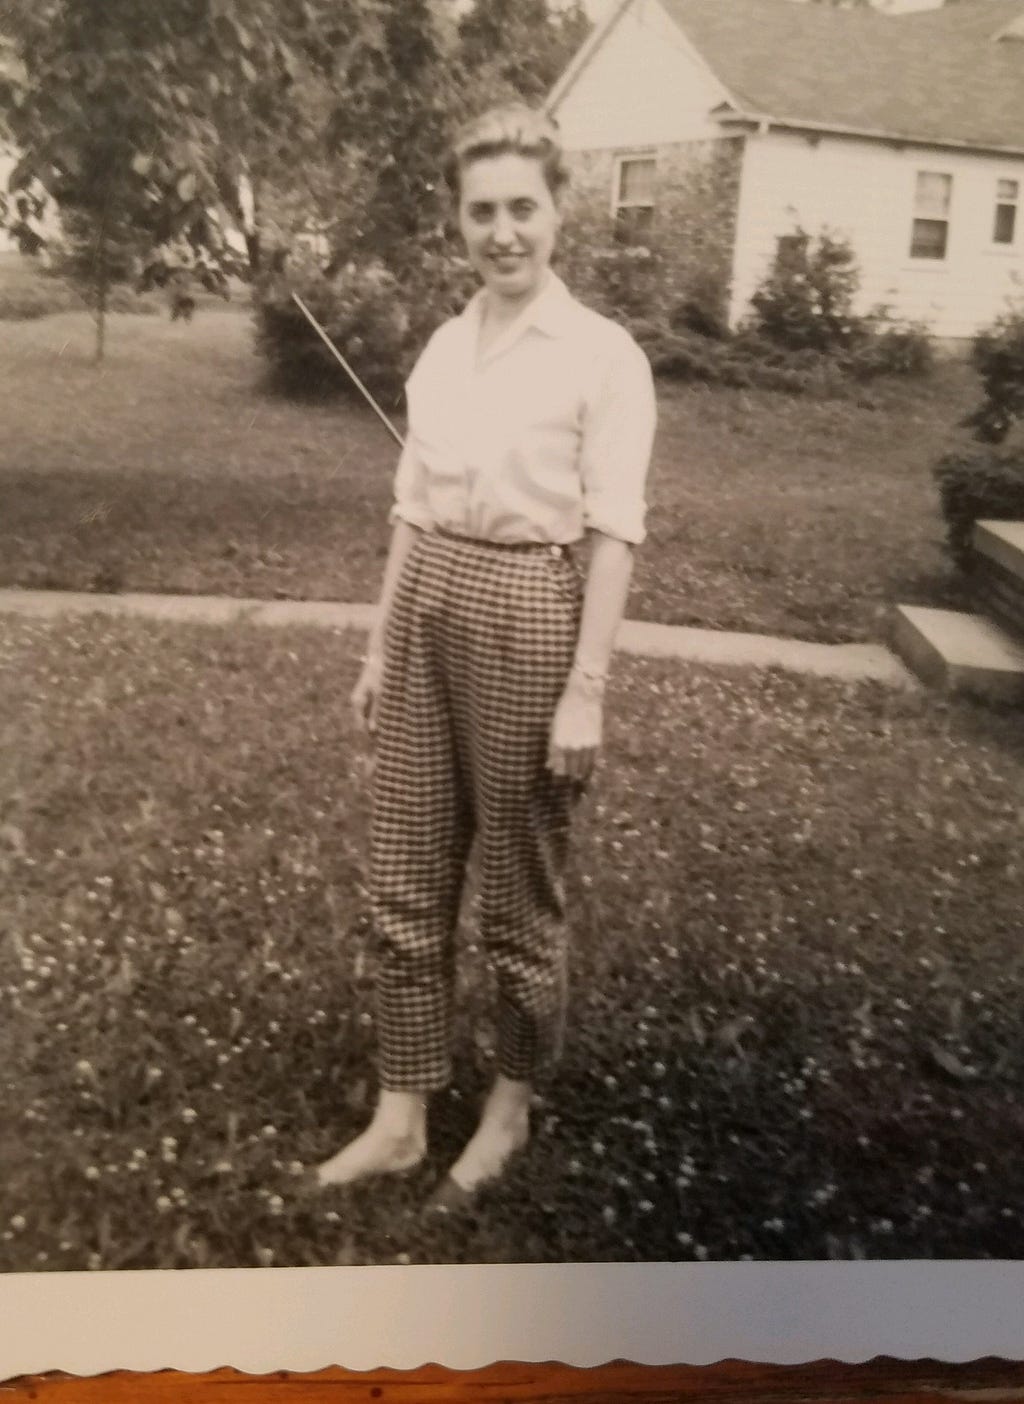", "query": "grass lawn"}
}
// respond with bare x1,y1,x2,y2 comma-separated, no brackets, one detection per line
1,613,1022,1269
0,305,977,643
